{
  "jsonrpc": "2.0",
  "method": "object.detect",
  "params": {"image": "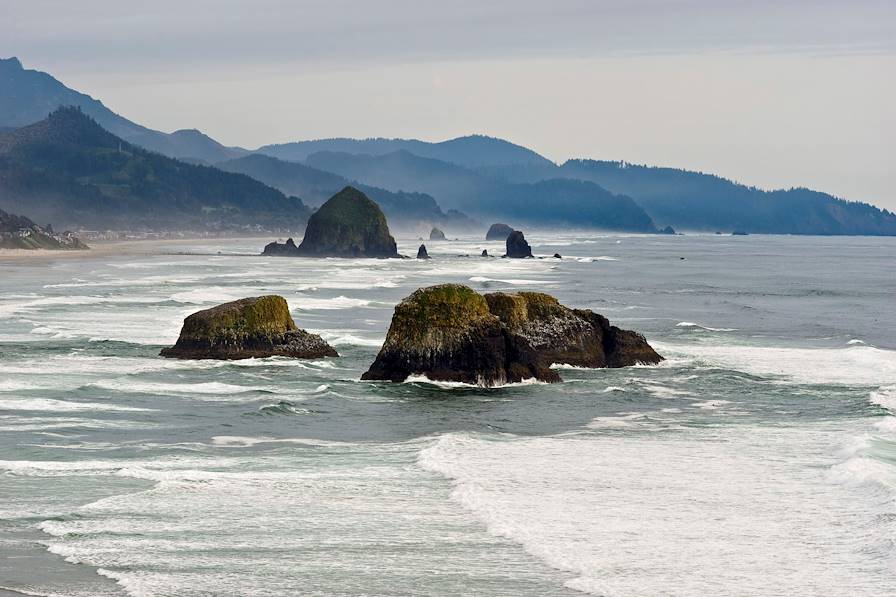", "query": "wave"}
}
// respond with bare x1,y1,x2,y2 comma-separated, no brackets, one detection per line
293,295,373,310
418,428,893,596
656,343,896,387
675,321,738,332
403,374,548,389
468,276,552,285
86,379,275,397
0,397,153,413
